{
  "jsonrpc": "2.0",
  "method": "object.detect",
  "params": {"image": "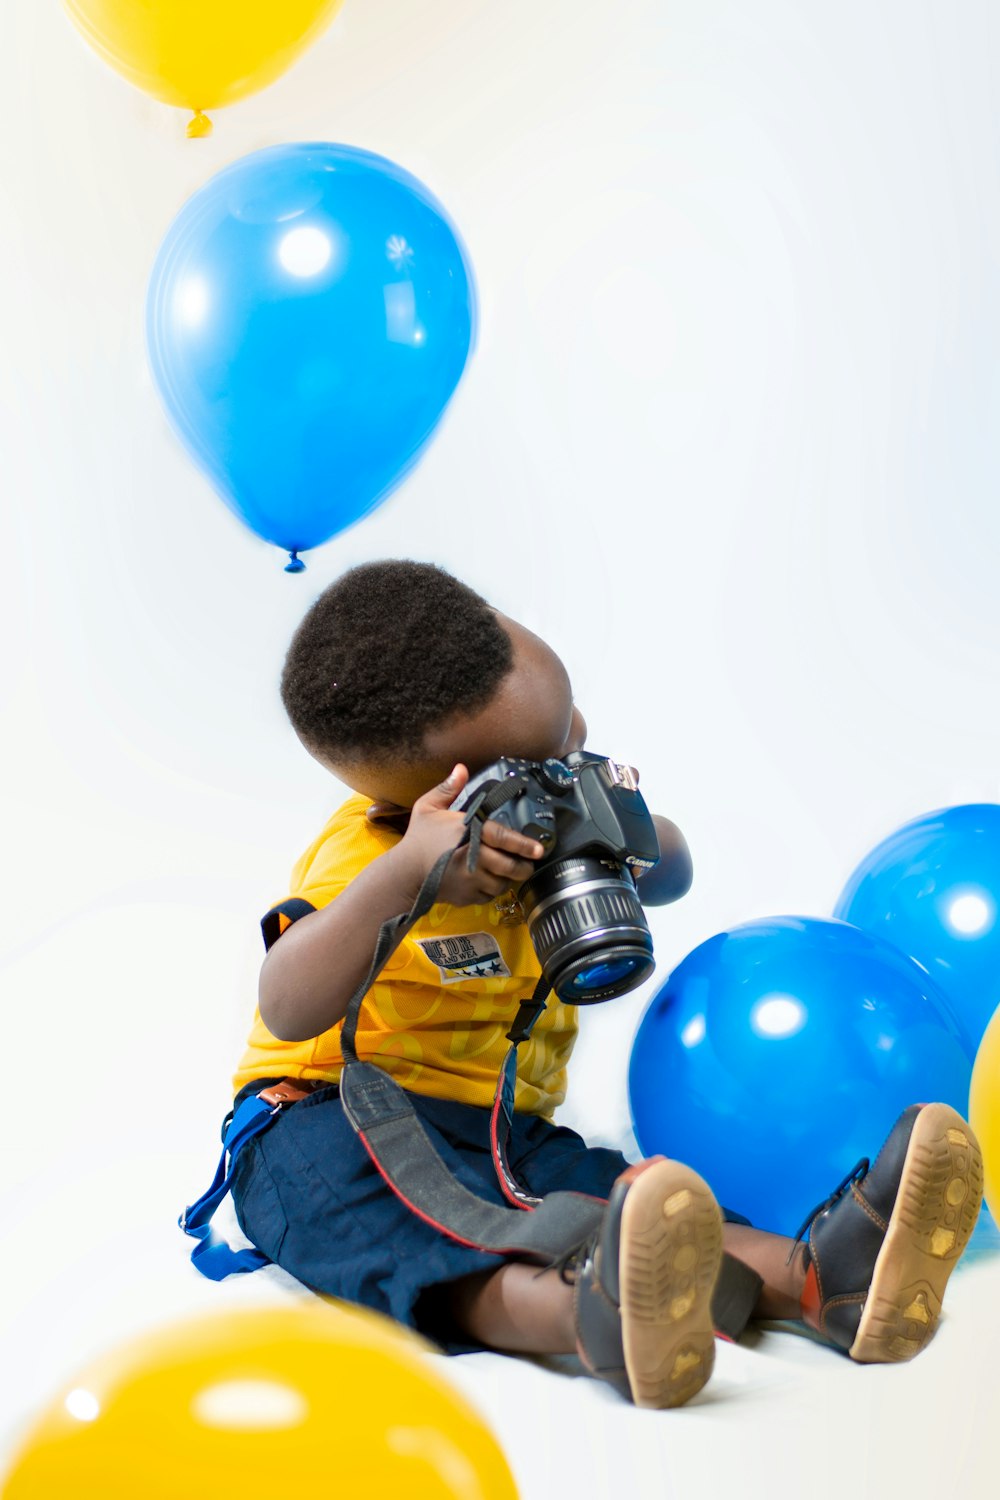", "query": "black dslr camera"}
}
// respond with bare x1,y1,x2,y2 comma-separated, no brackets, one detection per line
453,751,660,1003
